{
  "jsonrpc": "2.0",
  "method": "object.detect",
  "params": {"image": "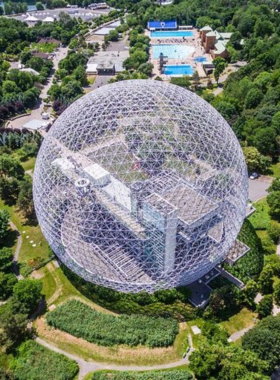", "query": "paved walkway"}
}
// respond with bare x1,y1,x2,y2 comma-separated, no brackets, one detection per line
36,333,194,380
9,221,24,280
229,326,253,342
